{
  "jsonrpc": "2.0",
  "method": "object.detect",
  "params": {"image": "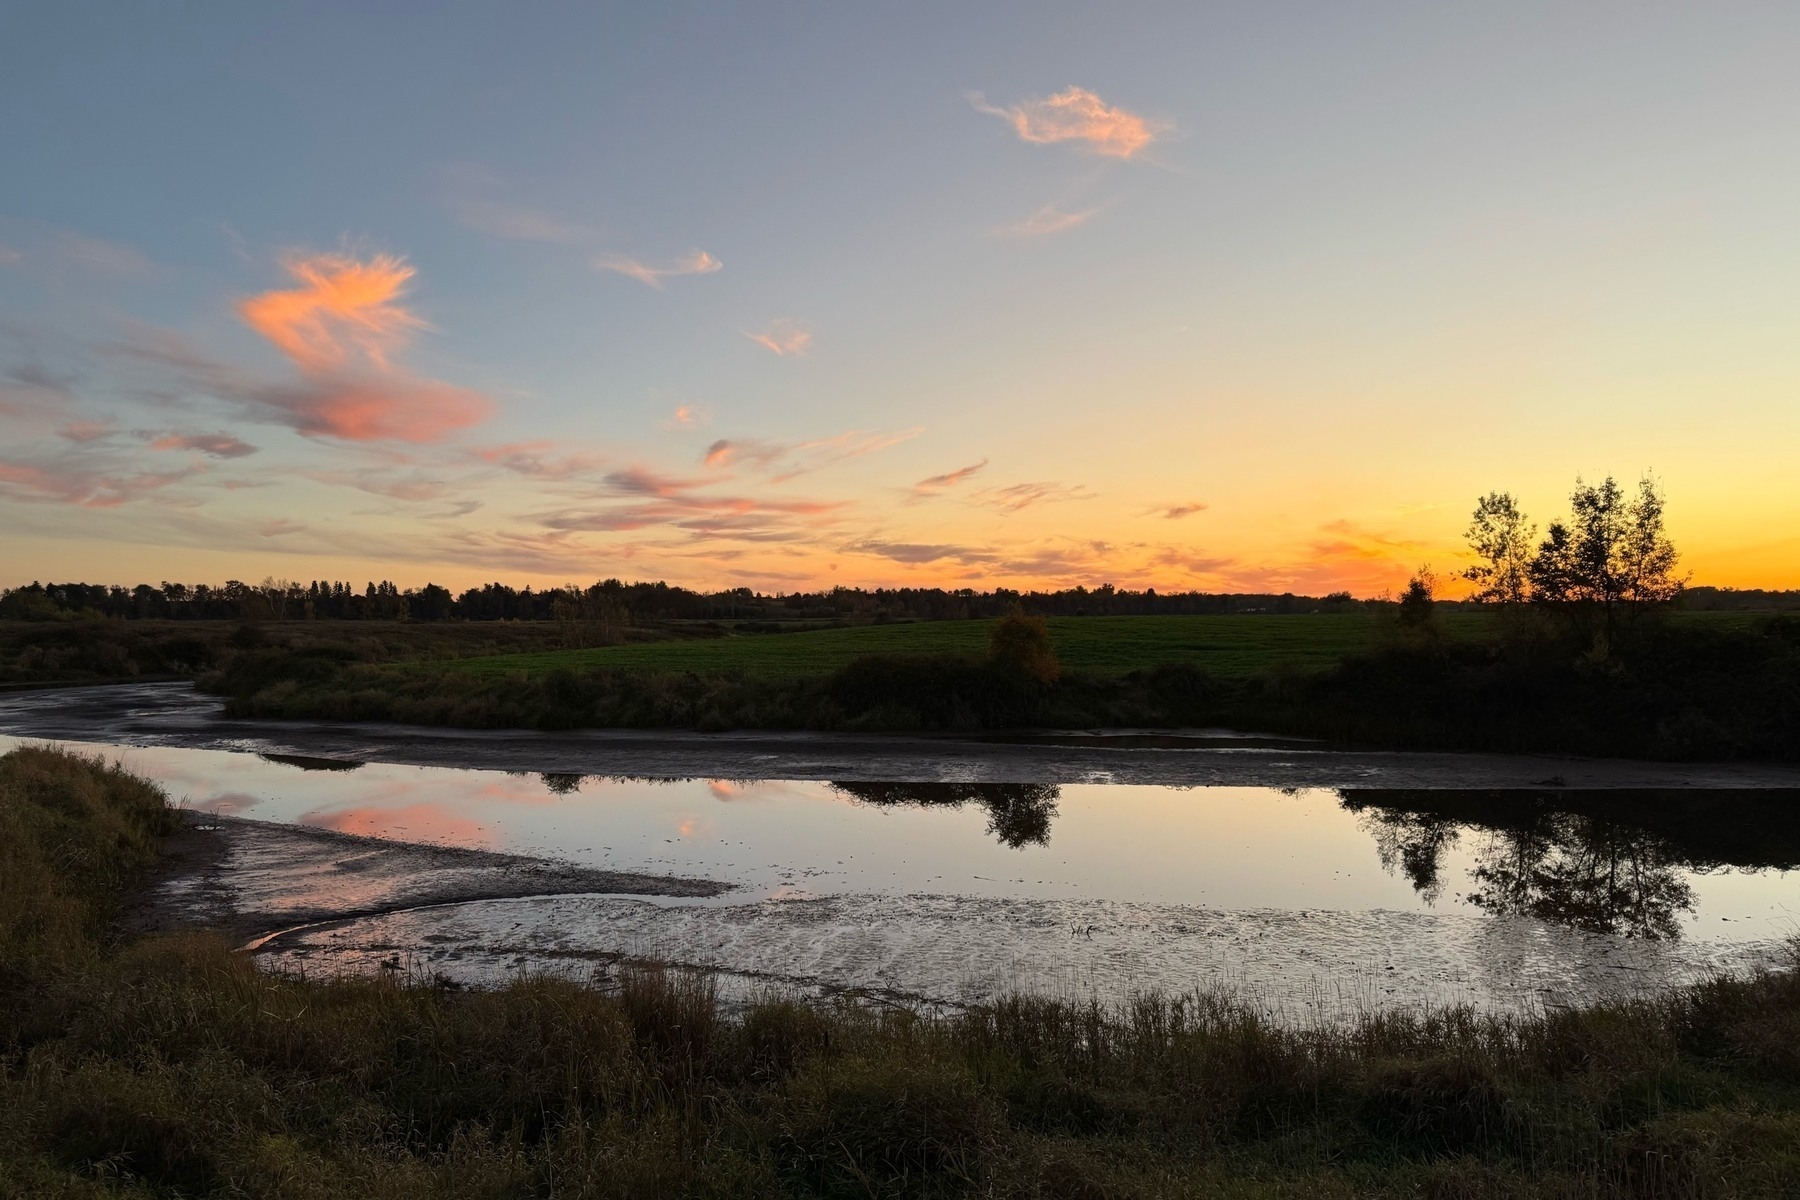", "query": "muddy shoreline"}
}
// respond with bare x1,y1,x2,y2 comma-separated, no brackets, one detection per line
9,681,1800,789
125,812,731,948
